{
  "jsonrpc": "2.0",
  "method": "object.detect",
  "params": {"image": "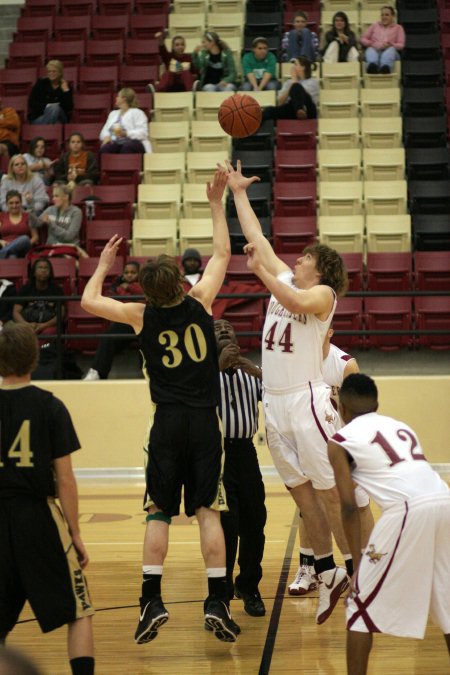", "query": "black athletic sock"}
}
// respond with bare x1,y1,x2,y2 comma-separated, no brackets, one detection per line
345,558,354,577
142,574,162,599
70,656,95,675
314,555,335,576
207,576,228,603
300,552,315,567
